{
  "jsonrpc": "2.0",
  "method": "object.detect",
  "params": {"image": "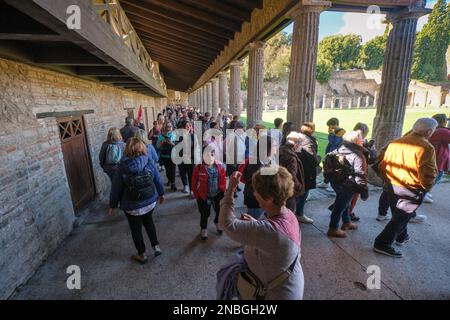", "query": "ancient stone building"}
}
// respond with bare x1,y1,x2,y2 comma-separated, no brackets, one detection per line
0,0,431,299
